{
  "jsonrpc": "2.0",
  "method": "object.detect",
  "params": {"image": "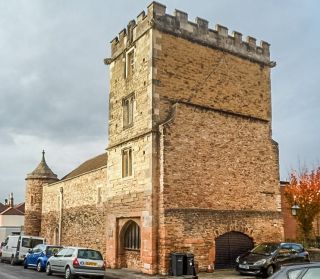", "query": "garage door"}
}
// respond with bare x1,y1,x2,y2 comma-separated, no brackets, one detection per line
215,231,253,269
